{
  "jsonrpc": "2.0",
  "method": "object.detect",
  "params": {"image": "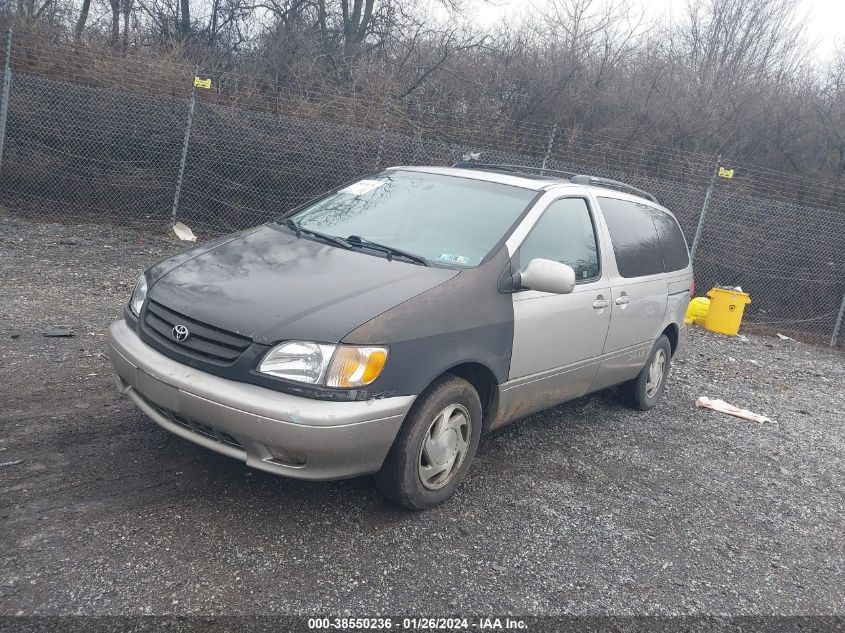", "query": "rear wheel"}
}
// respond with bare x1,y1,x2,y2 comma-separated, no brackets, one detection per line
375,375,482,510
621,334,672,410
